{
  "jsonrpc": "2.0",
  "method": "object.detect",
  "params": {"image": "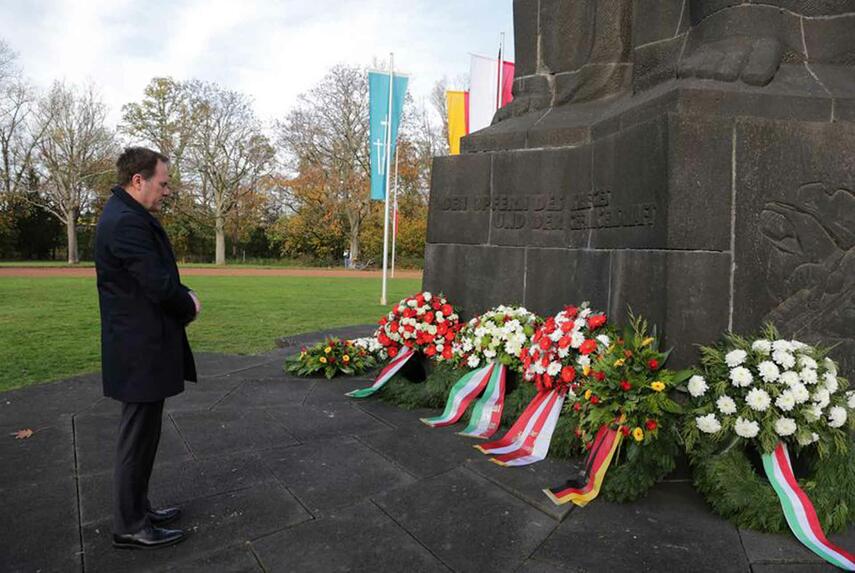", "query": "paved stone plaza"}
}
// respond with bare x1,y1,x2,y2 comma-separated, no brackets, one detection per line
2,325,852,572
